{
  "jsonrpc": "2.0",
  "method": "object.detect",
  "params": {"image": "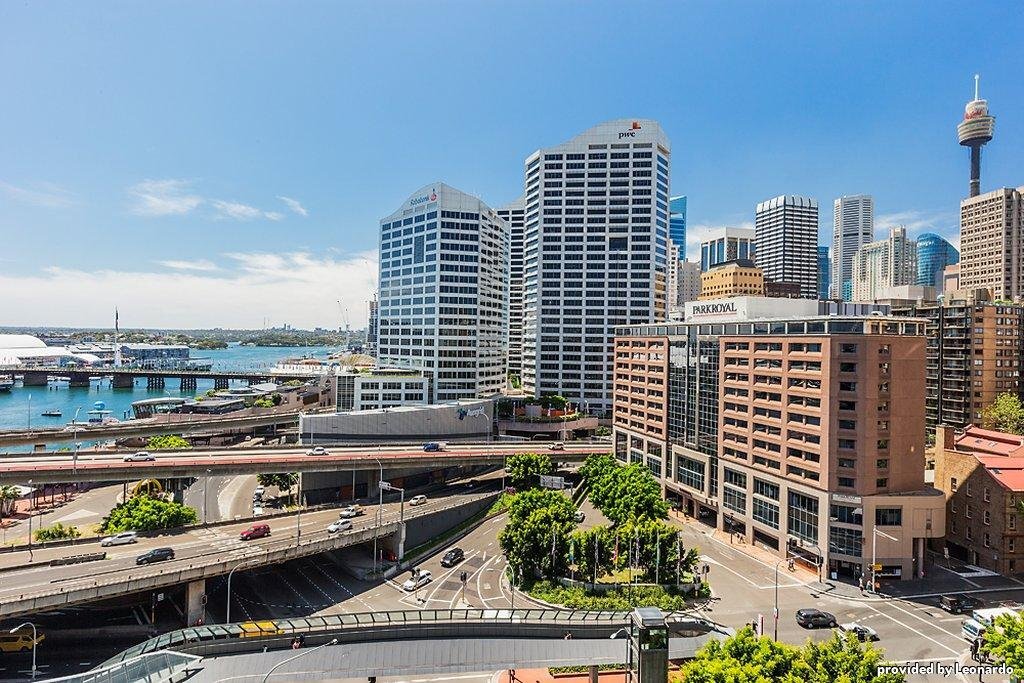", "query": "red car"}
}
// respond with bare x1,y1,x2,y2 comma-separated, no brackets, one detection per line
240,523,270,541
